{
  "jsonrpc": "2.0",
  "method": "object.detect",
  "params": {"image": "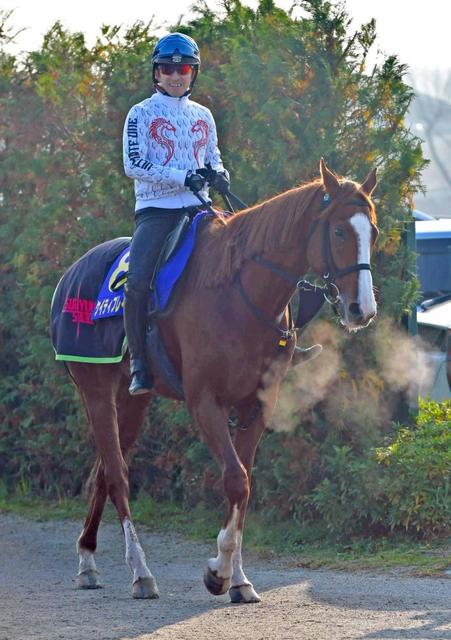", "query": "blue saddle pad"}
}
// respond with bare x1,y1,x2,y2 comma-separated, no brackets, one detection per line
92,211,208,321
